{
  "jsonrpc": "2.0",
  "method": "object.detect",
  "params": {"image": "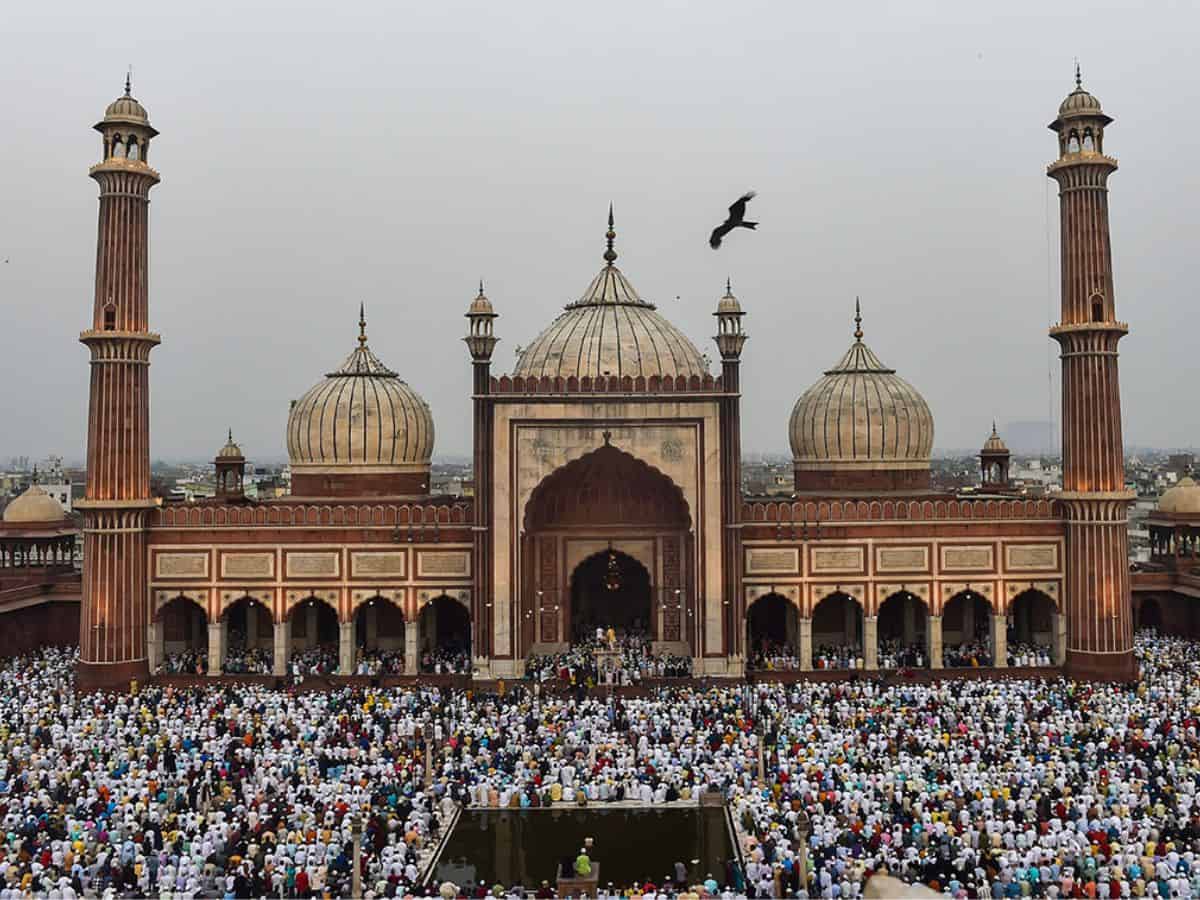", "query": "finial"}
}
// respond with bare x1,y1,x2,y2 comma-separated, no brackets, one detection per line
1074,59,1082,90
726,276,732,295
478,278,485,296
125,67,132,97
992,420,997,435
853,297,863,342
603,204,618,266
31,465,38,485
228,427,234,443
358,303,367,347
